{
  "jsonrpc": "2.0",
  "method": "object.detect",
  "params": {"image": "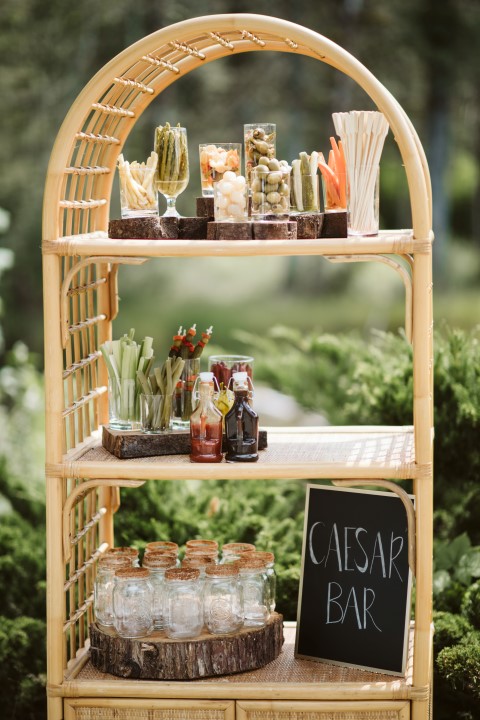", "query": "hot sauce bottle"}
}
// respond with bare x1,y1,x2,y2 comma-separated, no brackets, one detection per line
224,372,259,462
189,372,223,463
